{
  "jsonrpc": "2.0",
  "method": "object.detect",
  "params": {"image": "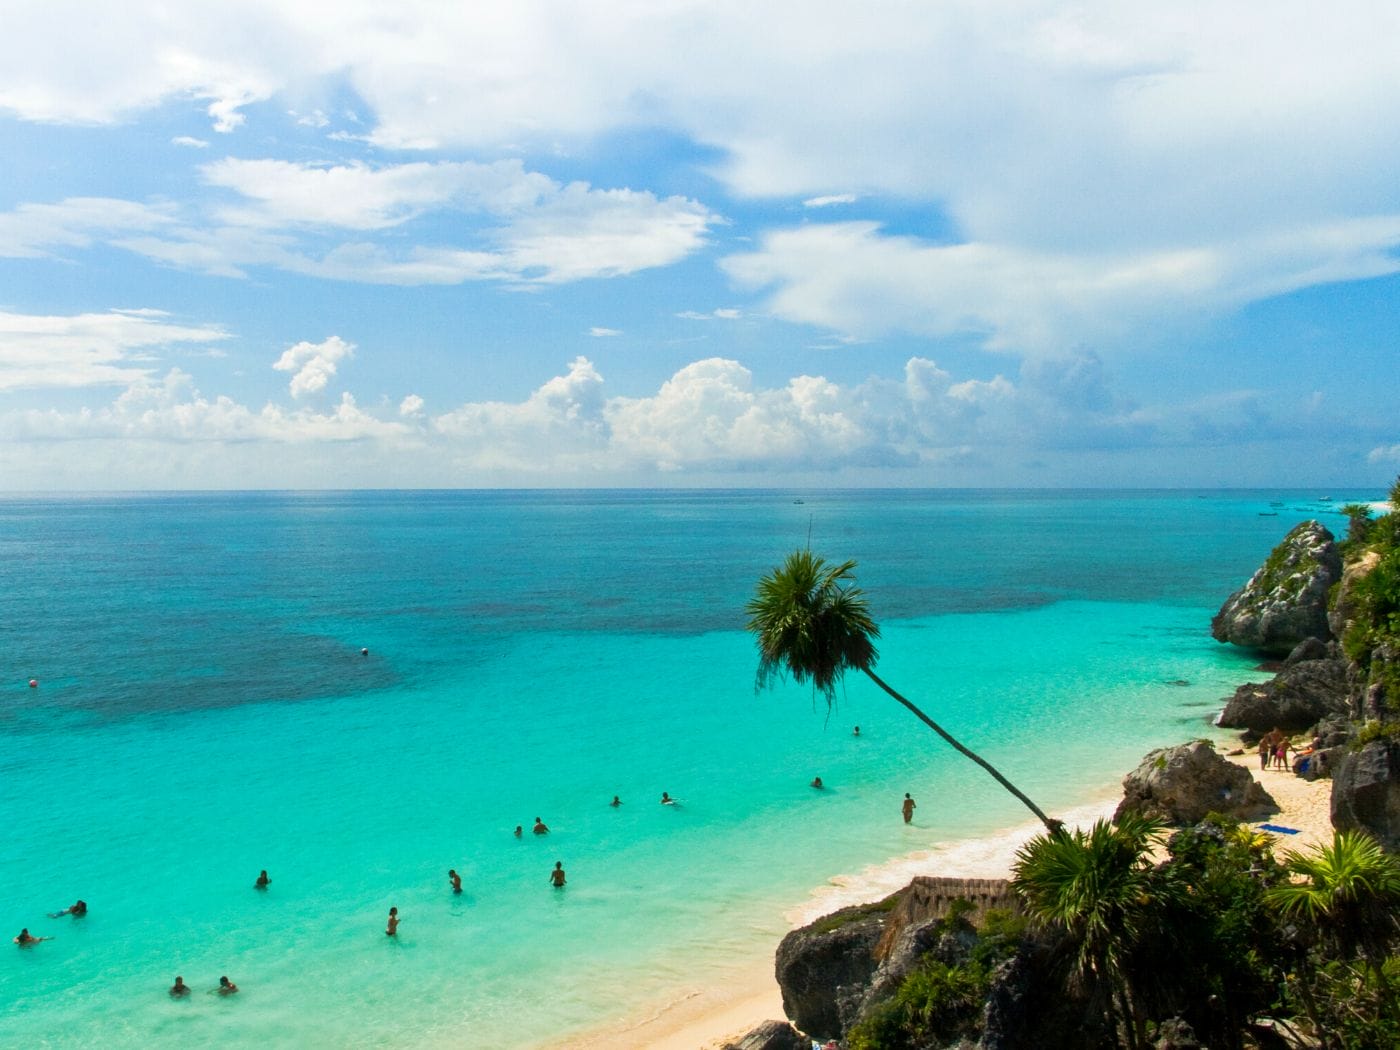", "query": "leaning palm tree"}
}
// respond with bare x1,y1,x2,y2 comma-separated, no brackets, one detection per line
1011,813,1169,1050
746,550,1058,832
